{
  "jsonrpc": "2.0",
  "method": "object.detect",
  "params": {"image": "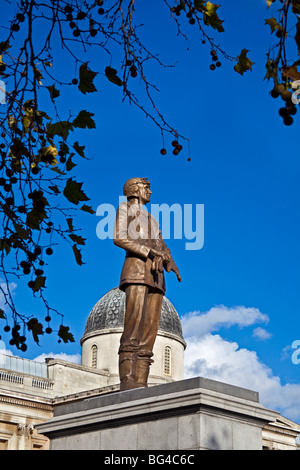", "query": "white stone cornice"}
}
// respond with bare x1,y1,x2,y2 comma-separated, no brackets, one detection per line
0,392,53,412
